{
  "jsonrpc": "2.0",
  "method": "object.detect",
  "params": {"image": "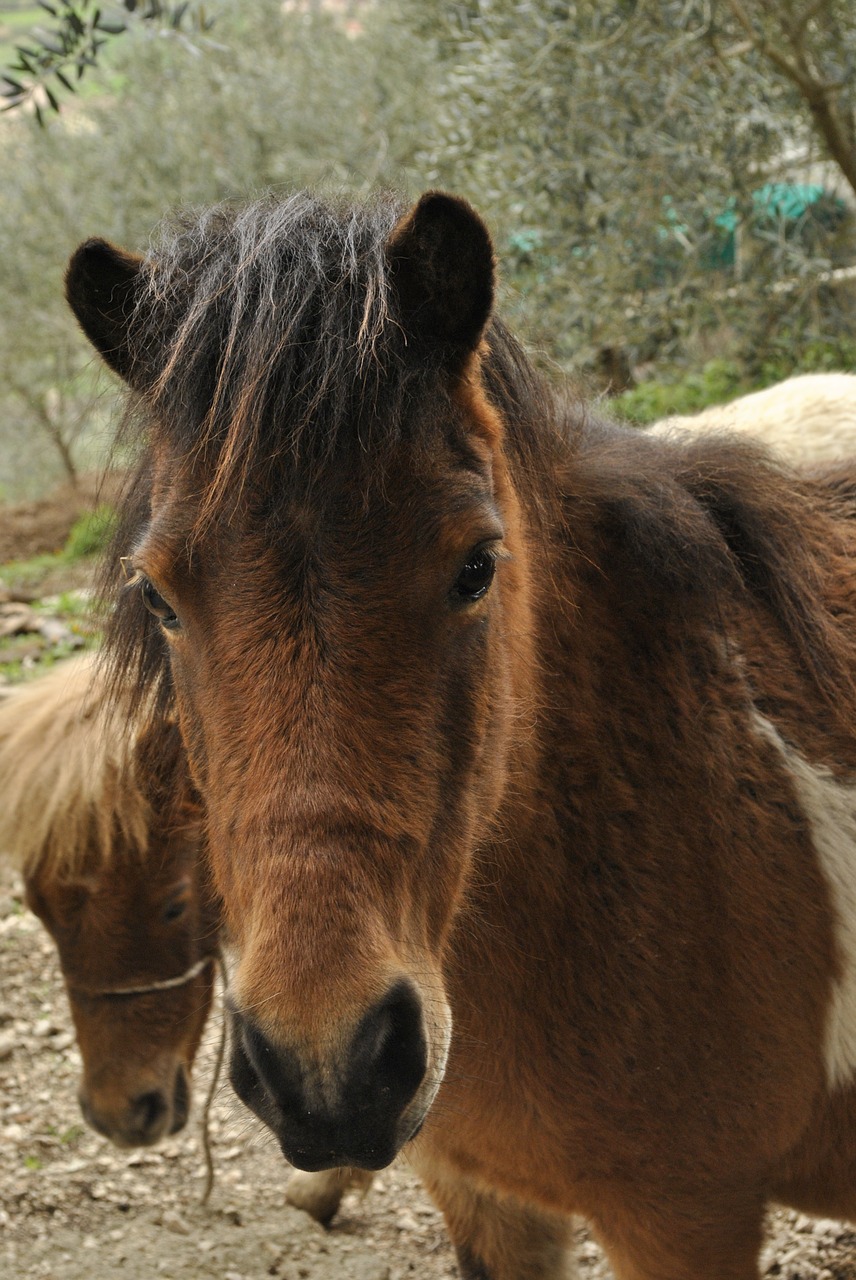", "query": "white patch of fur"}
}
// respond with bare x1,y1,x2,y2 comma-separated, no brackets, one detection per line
751,710,856,1088
649,372,856,469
